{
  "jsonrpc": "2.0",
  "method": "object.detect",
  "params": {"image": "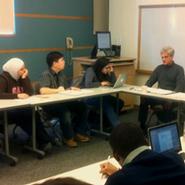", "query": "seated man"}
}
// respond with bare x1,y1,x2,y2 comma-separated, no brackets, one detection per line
138,46,185,132
39,51,90,148
100,123,185,185
81,57,124,129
